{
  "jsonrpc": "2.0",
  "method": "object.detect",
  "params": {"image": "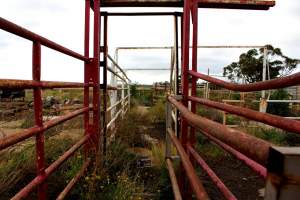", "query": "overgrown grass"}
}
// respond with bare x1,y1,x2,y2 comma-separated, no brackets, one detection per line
0,131,84,199
73,104,172,200
245,127,300,146
148,99,166,124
